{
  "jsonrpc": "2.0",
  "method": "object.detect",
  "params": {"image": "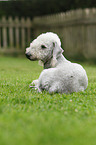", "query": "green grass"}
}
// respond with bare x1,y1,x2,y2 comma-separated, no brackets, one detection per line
0,56,96,145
